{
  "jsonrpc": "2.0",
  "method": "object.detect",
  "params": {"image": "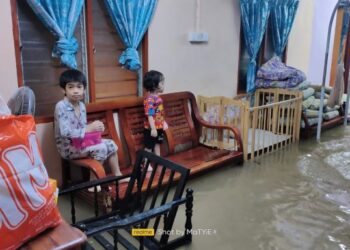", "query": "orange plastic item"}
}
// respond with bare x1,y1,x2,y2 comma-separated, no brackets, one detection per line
0,115,61,250
49,178,58,204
